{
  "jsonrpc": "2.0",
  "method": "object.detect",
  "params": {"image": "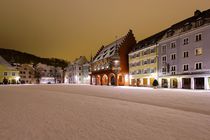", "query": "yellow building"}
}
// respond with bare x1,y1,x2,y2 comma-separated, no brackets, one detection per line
0,56,20,84
128,31,166,87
